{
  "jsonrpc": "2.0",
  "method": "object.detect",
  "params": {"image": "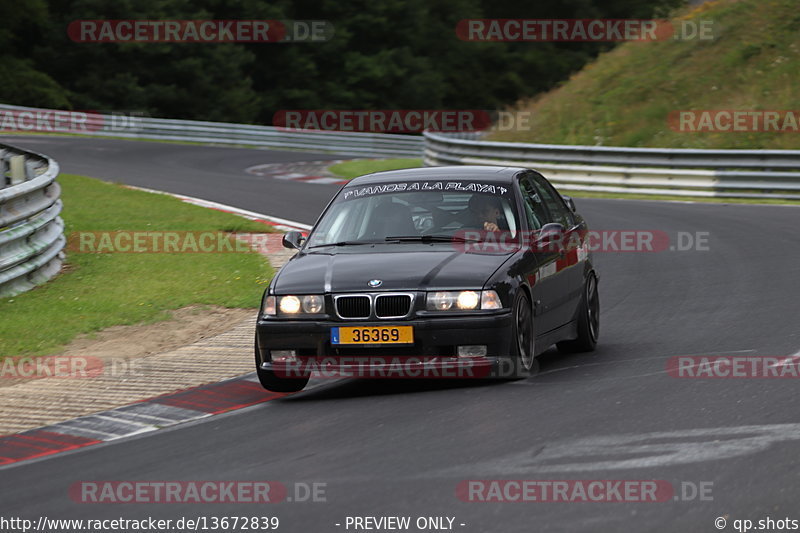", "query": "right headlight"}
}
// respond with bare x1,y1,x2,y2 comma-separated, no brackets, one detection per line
426,290,502,311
